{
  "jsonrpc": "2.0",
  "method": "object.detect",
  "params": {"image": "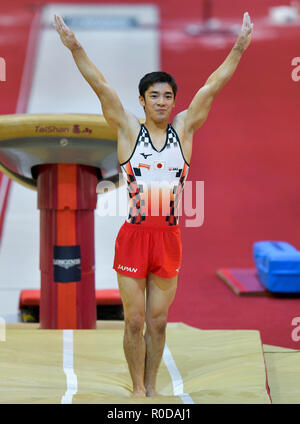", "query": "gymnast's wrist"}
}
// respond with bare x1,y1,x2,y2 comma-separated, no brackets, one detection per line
70,41,82,52
233,41,245,54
